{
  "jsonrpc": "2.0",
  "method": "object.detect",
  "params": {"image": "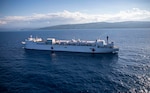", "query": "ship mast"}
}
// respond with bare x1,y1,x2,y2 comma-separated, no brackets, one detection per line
107,36,109,44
